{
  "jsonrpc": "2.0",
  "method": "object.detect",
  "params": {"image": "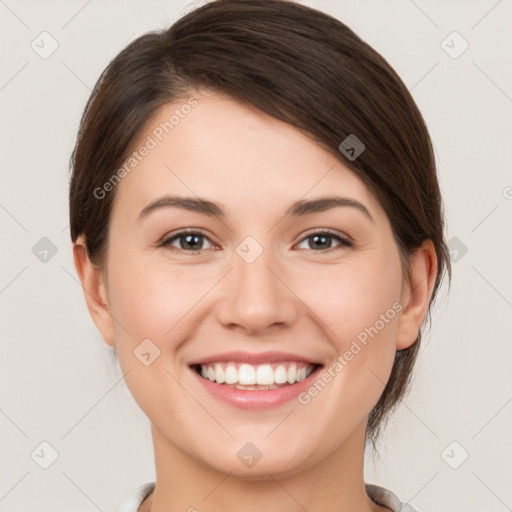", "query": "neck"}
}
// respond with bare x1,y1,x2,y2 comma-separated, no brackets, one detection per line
143,421,388,512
